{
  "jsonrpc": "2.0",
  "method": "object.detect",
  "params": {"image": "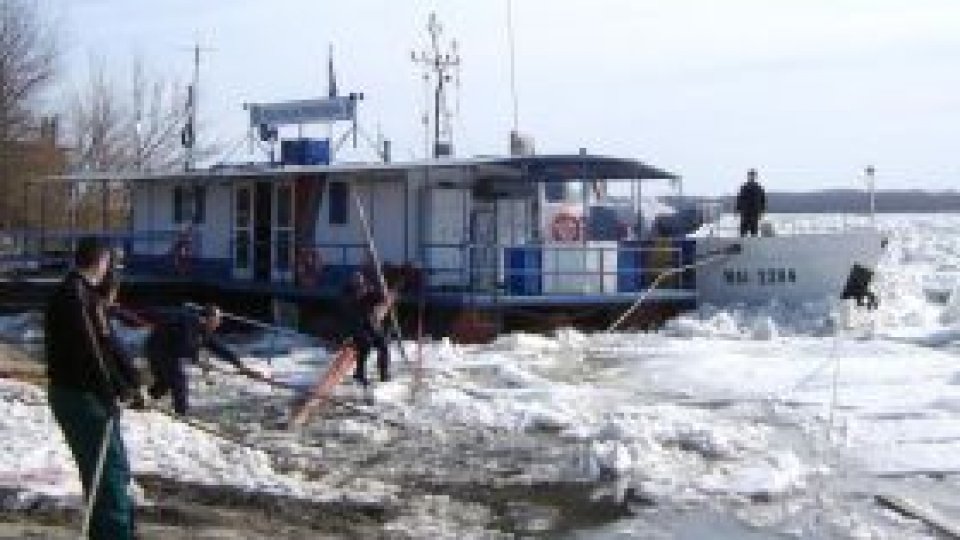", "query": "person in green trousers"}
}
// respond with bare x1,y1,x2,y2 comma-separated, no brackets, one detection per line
45,238,139,539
